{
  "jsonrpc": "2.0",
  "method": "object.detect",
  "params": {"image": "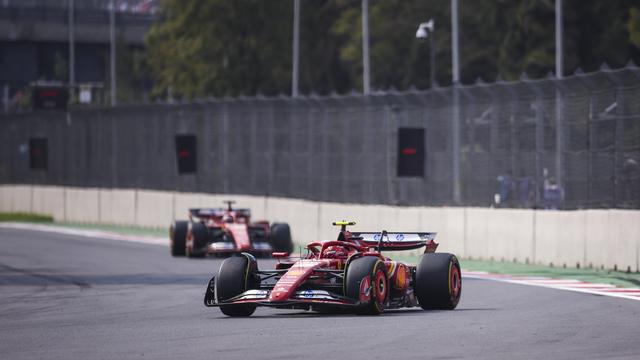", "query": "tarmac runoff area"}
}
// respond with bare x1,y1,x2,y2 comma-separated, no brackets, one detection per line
0,225,640,359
